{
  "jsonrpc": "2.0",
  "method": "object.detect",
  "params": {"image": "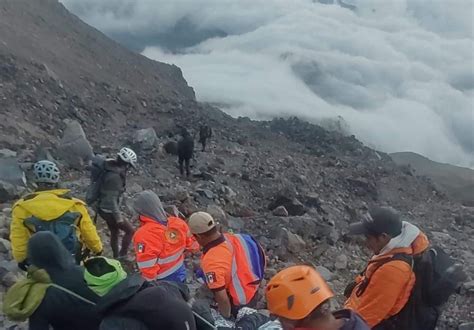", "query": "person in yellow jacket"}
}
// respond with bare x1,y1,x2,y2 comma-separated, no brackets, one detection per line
10,160,102,270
